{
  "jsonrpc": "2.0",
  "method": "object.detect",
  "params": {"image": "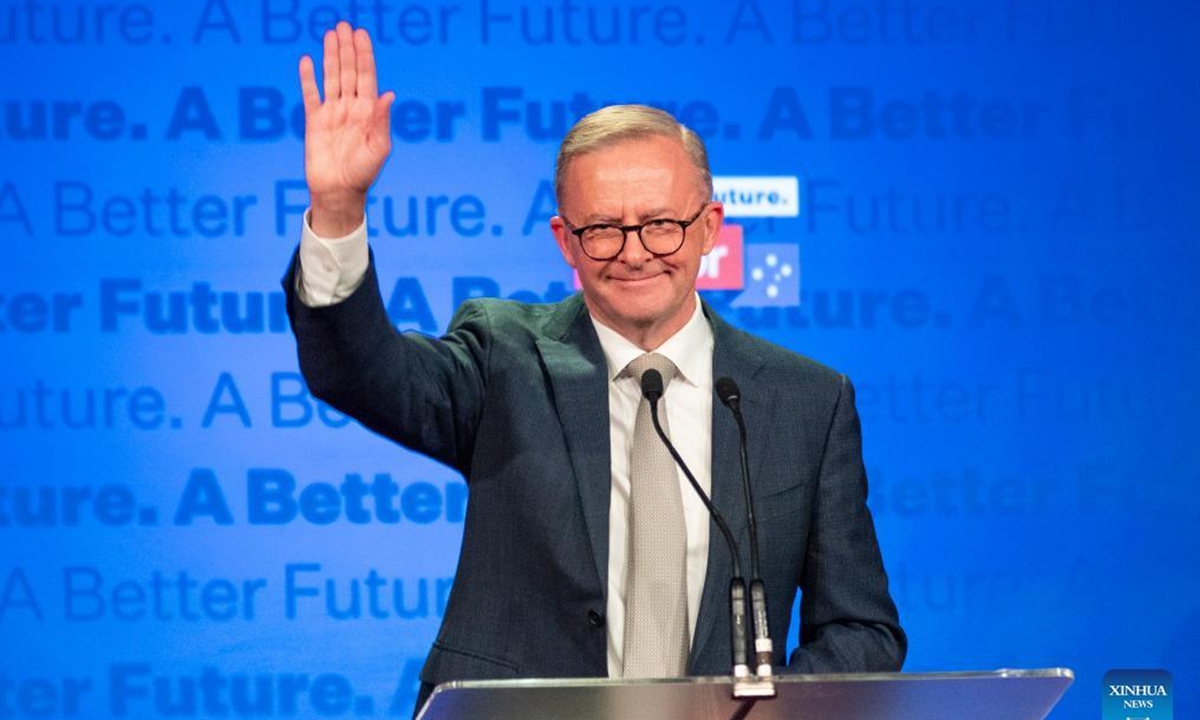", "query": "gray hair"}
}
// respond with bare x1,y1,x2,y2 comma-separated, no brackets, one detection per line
554,104,713,207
